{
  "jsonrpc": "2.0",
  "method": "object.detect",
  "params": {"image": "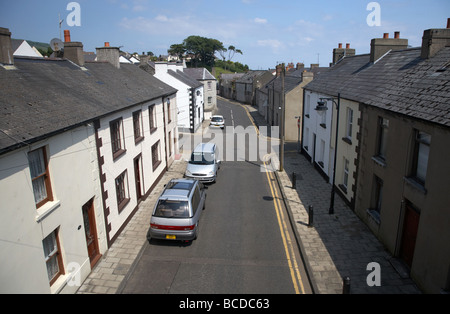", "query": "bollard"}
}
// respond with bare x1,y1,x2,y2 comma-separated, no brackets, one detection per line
308,205,313,227
292,172,296,189
342,276,351,294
